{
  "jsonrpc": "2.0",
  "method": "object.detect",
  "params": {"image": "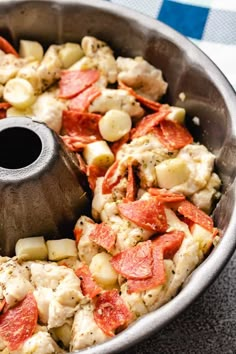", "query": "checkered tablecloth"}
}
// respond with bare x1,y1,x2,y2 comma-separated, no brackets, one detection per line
110,0,236,91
